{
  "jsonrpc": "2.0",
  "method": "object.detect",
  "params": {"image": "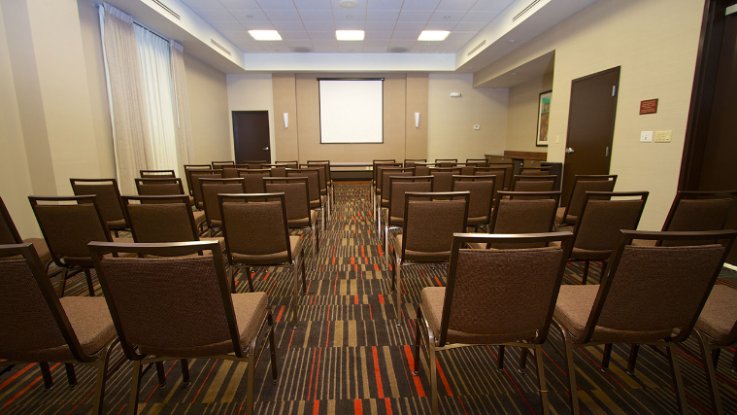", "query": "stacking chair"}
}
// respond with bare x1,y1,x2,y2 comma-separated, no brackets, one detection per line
461,158,488,175
403,159,426,168
373,162,402,212
694,284,737,414
0,243,118,415
475,166,509,192
307,160,334,206
553,229,736,415
389,191,469,316
414,164,431,176
211,160,235,169
237,168,272,193
512,174,557,192
264,177,320,254
189,169,222,209
29,195,129,296
89,240,277,415
183,164,211,196
134,177,205,234
218,193,305,320
241,160,267,169
303,162,332,217
221,165,239,178
275,160,299,168
486,163,514,190
429,167,462,192
383,176,433,254
452,175,495,231
414,232,573,415
557,175,617,226
0,196,52,269
490,191,561,237
139,169,176,178
661,190,737,236
287,168,325,231
434,158,457,167
261,164,287,177
520,166,552,175
199,178,246,235
568,191,648,284
70,178,128,235
377,167,414,236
